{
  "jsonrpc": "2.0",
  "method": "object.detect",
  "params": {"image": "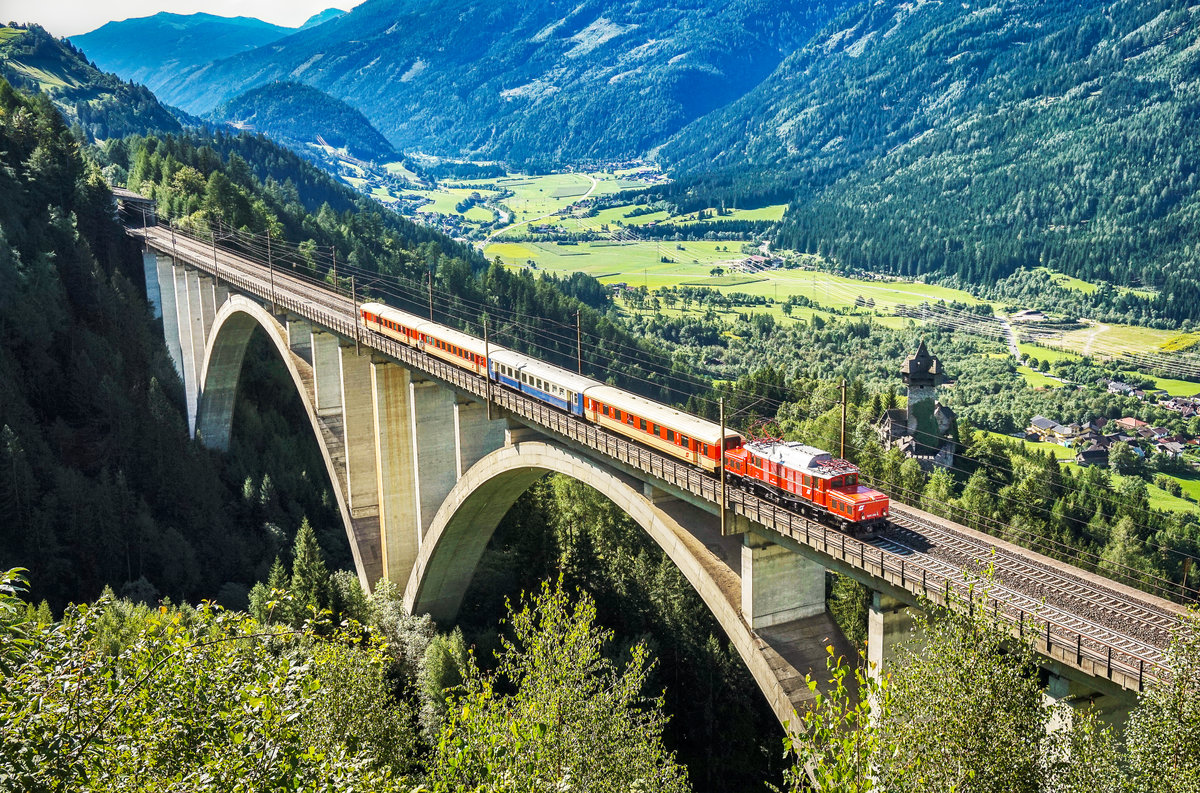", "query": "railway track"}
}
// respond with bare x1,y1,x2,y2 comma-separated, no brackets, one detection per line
135,223,1186,688
877,516,1168,667
888,510,1179,643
